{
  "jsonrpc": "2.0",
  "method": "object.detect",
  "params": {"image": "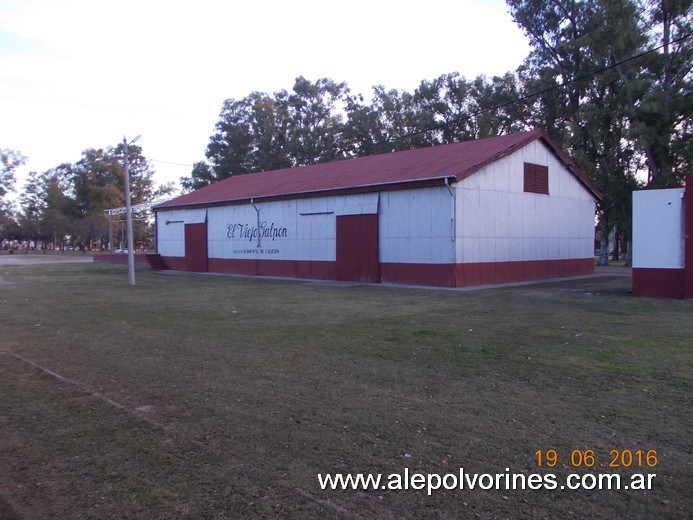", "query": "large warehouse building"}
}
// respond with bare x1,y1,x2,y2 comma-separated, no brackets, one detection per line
153,129,600,287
